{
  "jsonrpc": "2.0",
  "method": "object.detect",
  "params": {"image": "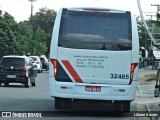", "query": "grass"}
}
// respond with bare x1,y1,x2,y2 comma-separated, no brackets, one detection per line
143,74,156,82
138,74,156,82
144,74,156,78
